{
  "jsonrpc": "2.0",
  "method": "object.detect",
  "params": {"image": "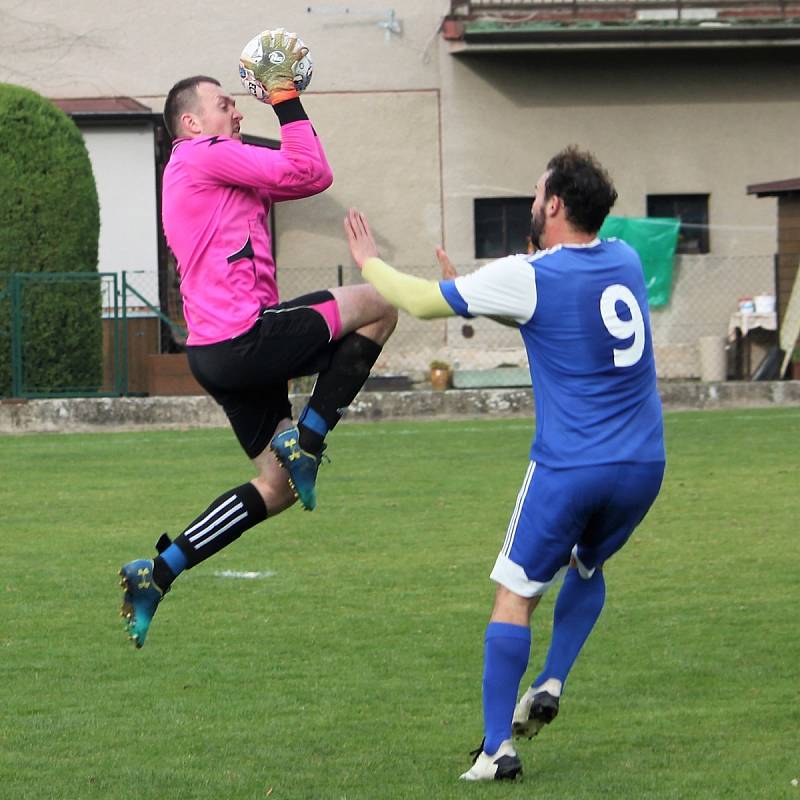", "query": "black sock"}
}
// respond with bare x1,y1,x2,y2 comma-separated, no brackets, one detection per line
300,333,382,451
155,483,267,585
